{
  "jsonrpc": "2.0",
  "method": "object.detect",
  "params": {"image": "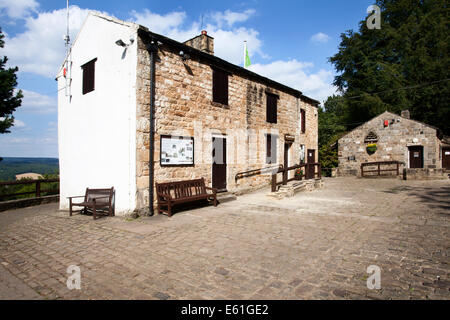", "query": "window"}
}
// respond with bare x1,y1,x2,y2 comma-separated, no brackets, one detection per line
266,93,278,123
81,58,97,95
300,109,306,133
212,68,228,105
300,145,306,164
266,134,277,164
